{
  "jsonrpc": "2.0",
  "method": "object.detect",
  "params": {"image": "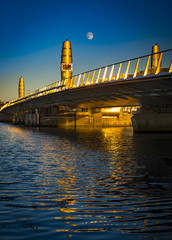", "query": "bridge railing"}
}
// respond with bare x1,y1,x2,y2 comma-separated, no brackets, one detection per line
62,49,172,89
1,49,172,111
